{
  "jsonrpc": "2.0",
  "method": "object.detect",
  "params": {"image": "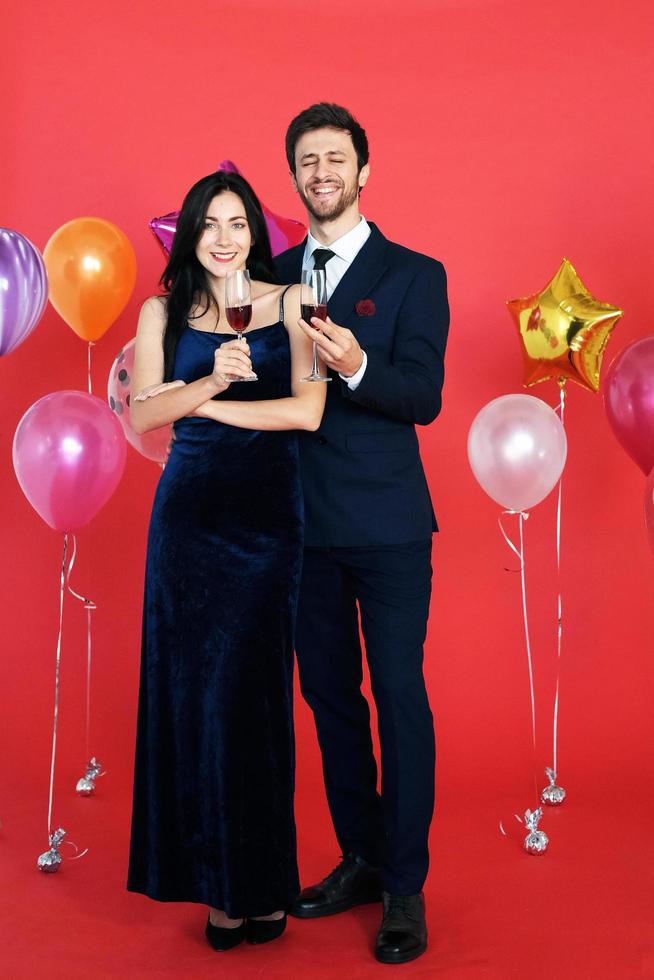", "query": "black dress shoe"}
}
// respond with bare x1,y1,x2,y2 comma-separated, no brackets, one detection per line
374,892,427,964
291,853,382,919
246,913,287,944
205,915,246,951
